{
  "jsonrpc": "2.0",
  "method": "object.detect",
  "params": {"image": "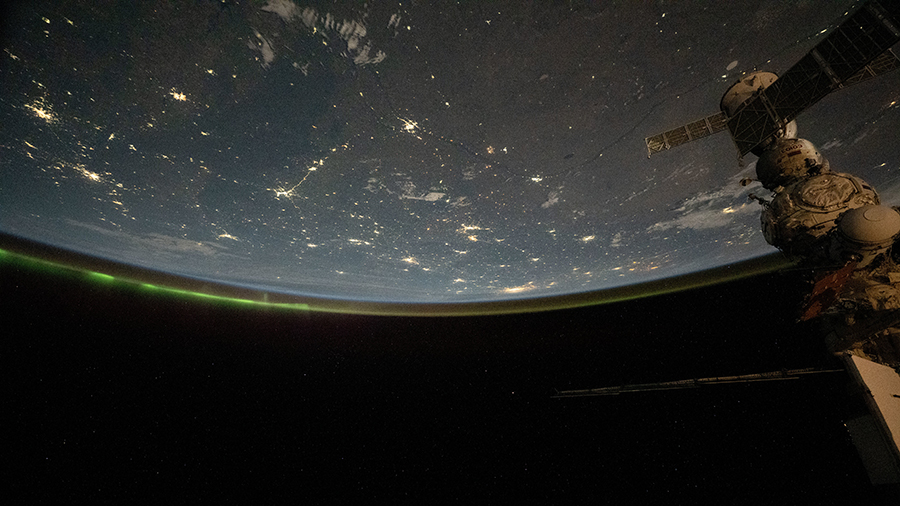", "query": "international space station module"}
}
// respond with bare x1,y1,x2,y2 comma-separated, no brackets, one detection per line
644,0,900,327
